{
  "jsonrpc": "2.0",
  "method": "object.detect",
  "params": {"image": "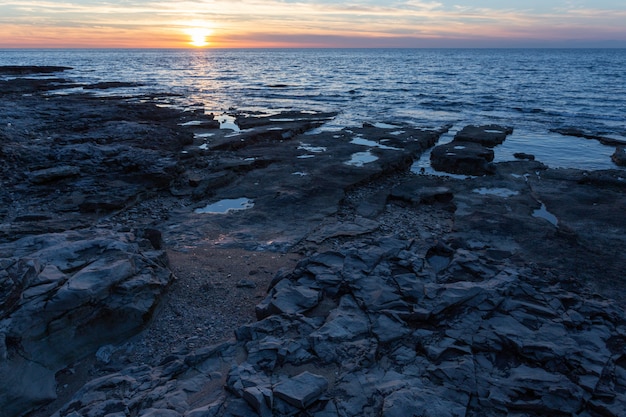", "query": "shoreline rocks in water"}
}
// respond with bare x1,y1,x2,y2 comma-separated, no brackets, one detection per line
1,72,626,417
0,66,73,75
430,125,513,176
